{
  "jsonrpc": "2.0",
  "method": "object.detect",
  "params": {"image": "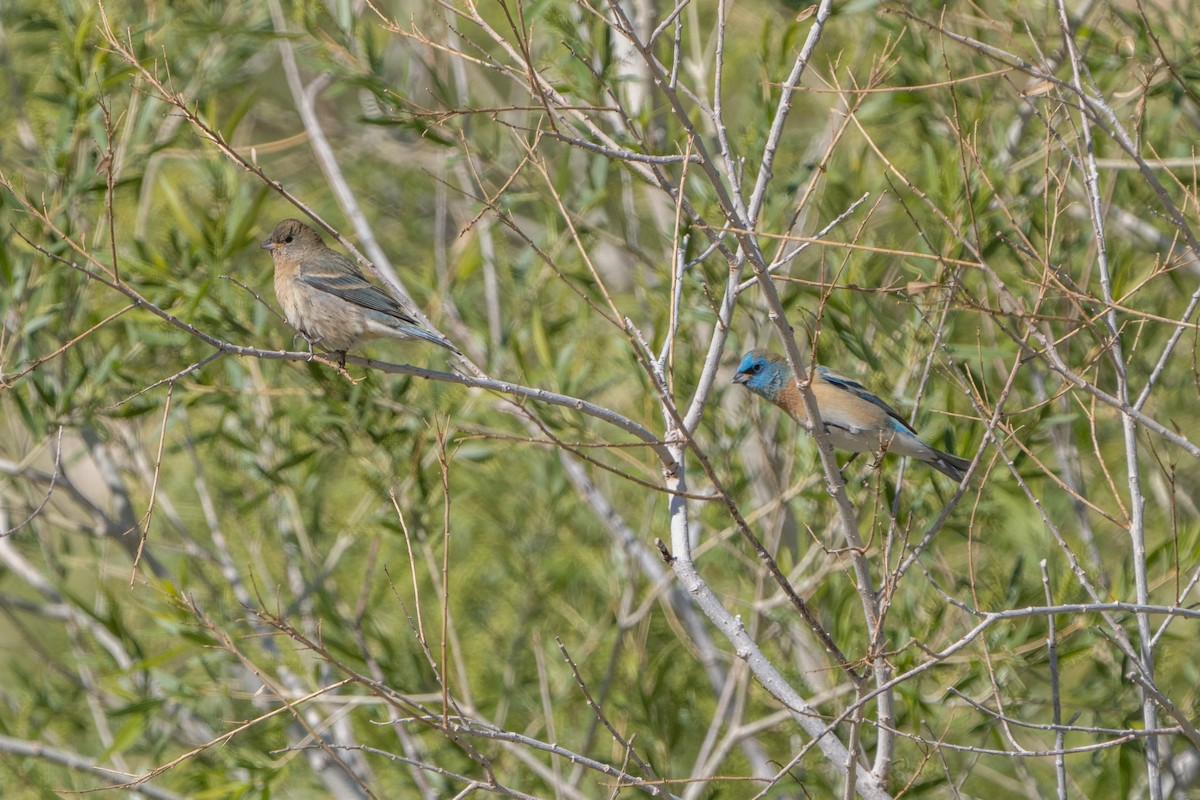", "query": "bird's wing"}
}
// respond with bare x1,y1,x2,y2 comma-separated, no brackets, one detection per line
815,366,919,435
298,257,422,326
